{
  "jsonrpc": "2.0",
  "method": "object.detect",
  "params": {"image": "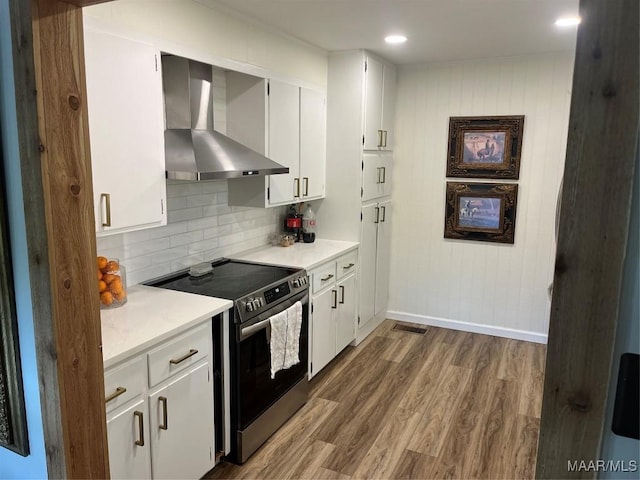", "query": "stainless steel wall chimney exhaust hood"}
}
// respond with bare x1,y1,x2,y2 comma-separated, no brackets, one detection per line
162,56,289,180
